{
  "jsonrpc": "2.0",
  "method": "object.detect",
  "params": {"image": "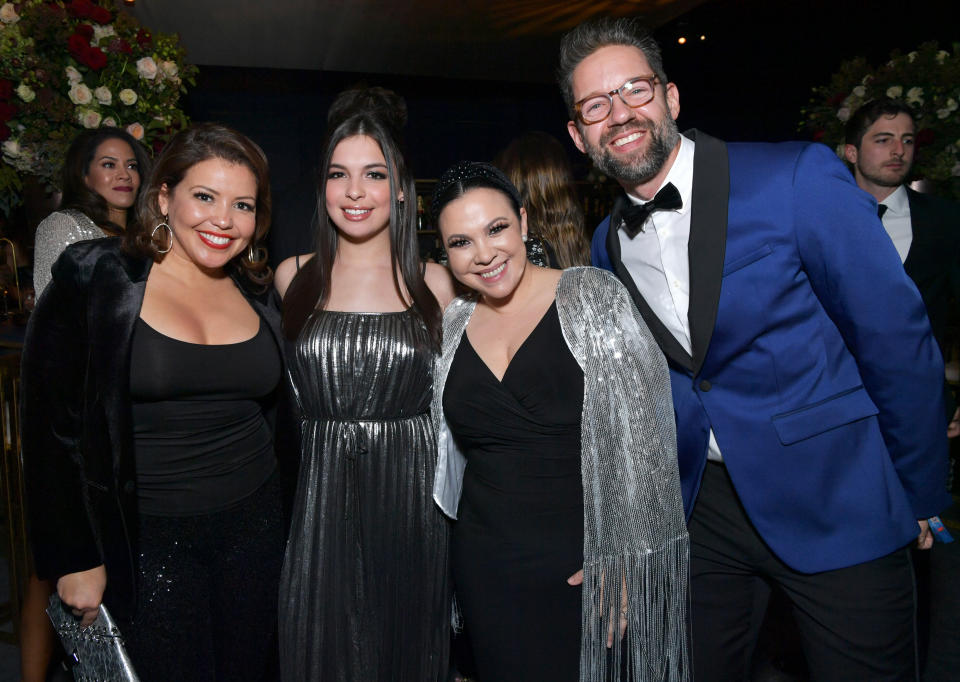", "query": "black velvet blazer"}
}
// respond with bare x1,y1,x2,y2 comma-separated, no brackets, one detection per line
20,238,286,619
